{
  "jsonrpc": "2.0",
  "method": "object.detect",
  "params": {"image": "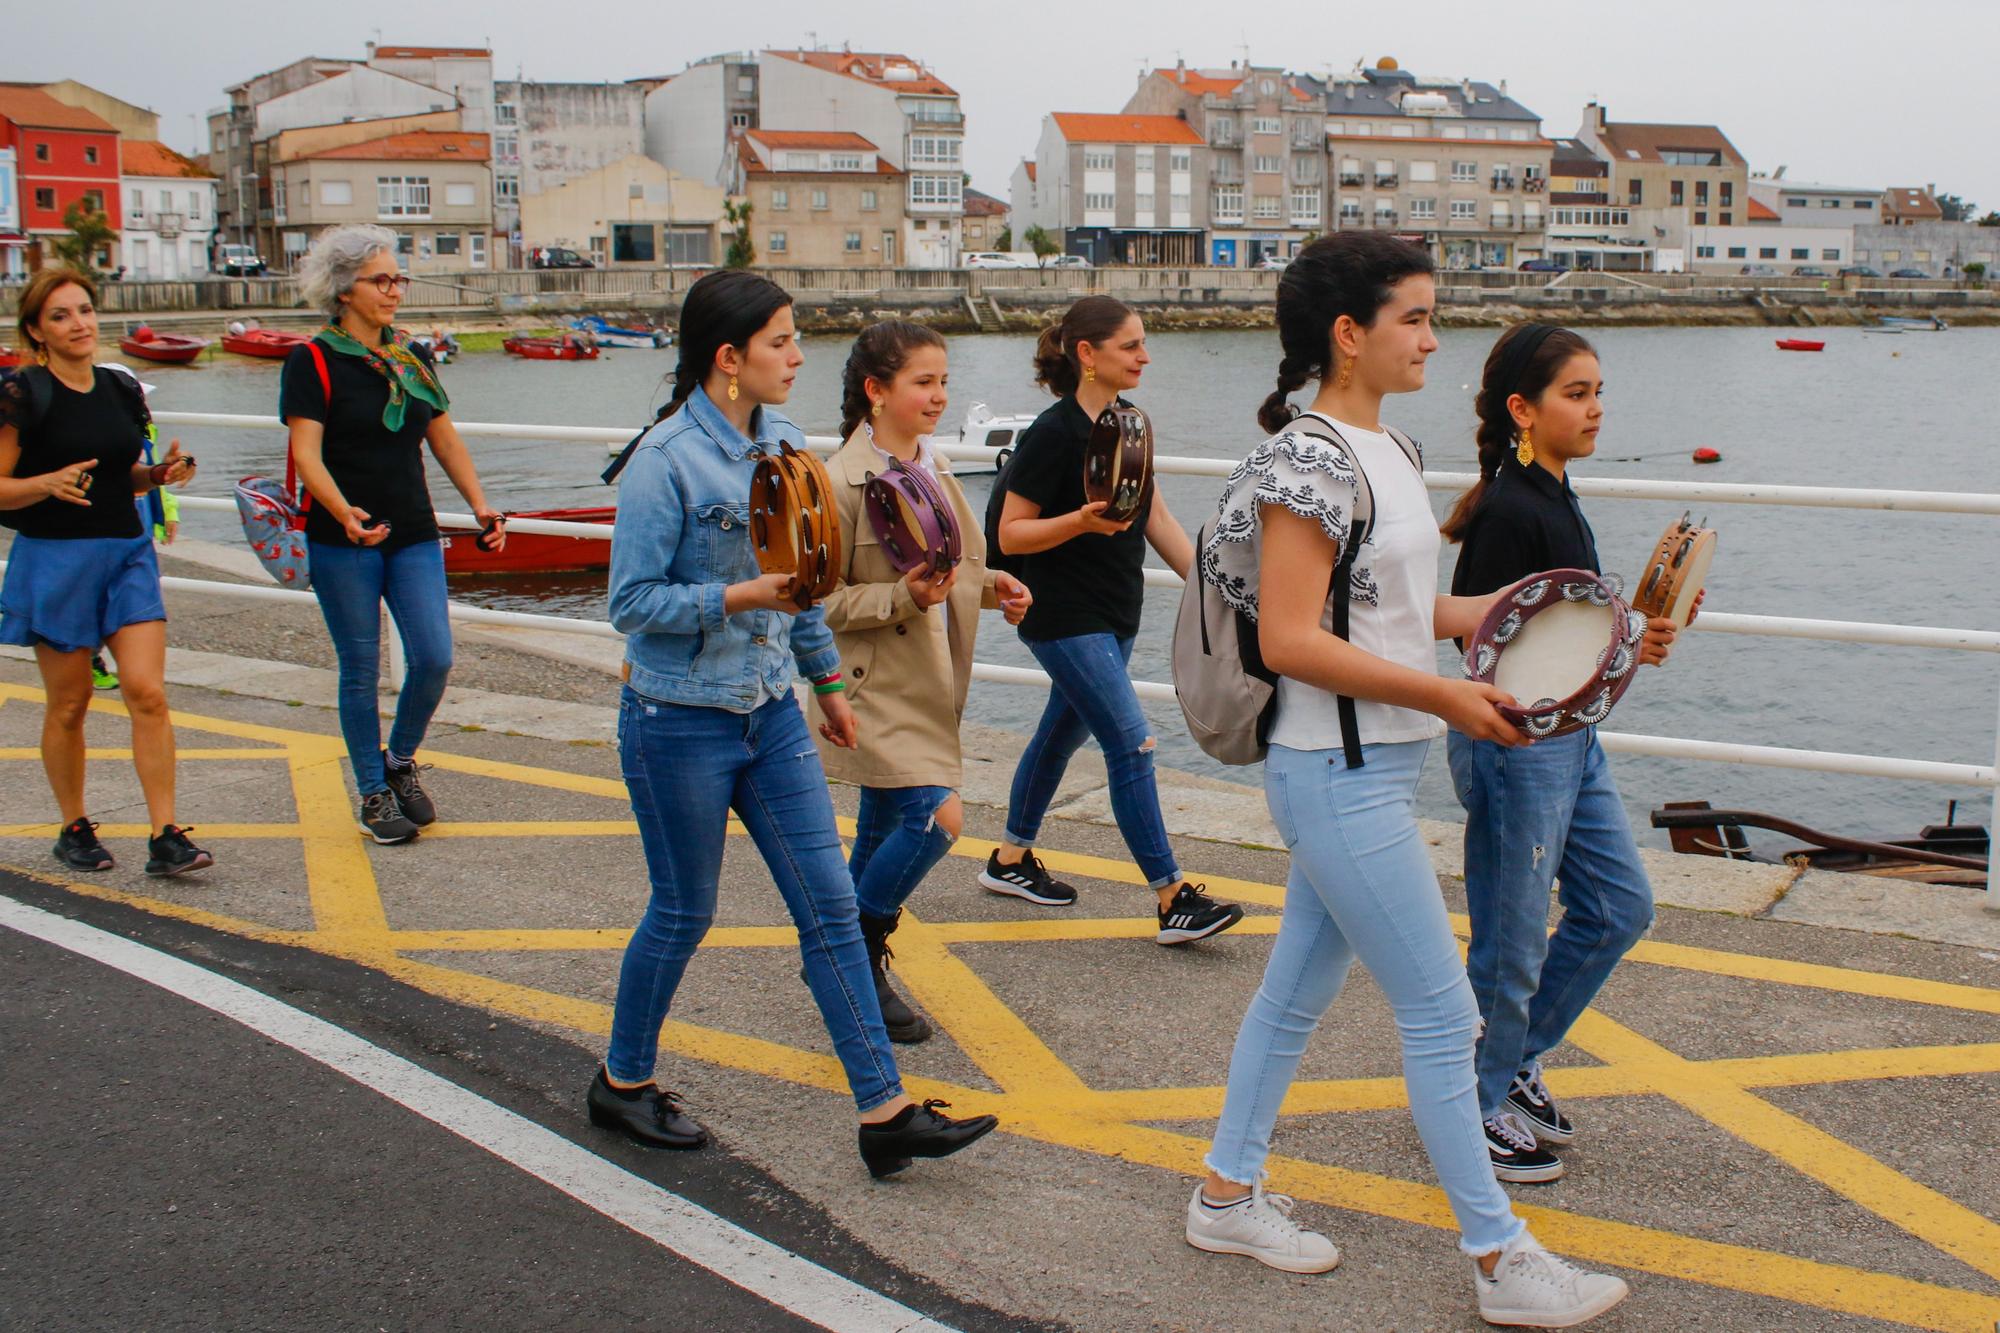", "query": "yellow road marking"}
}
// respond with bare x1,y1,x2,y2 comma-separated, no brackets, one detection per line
0,823,303,840
286,749,391,944
0,747,289,760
